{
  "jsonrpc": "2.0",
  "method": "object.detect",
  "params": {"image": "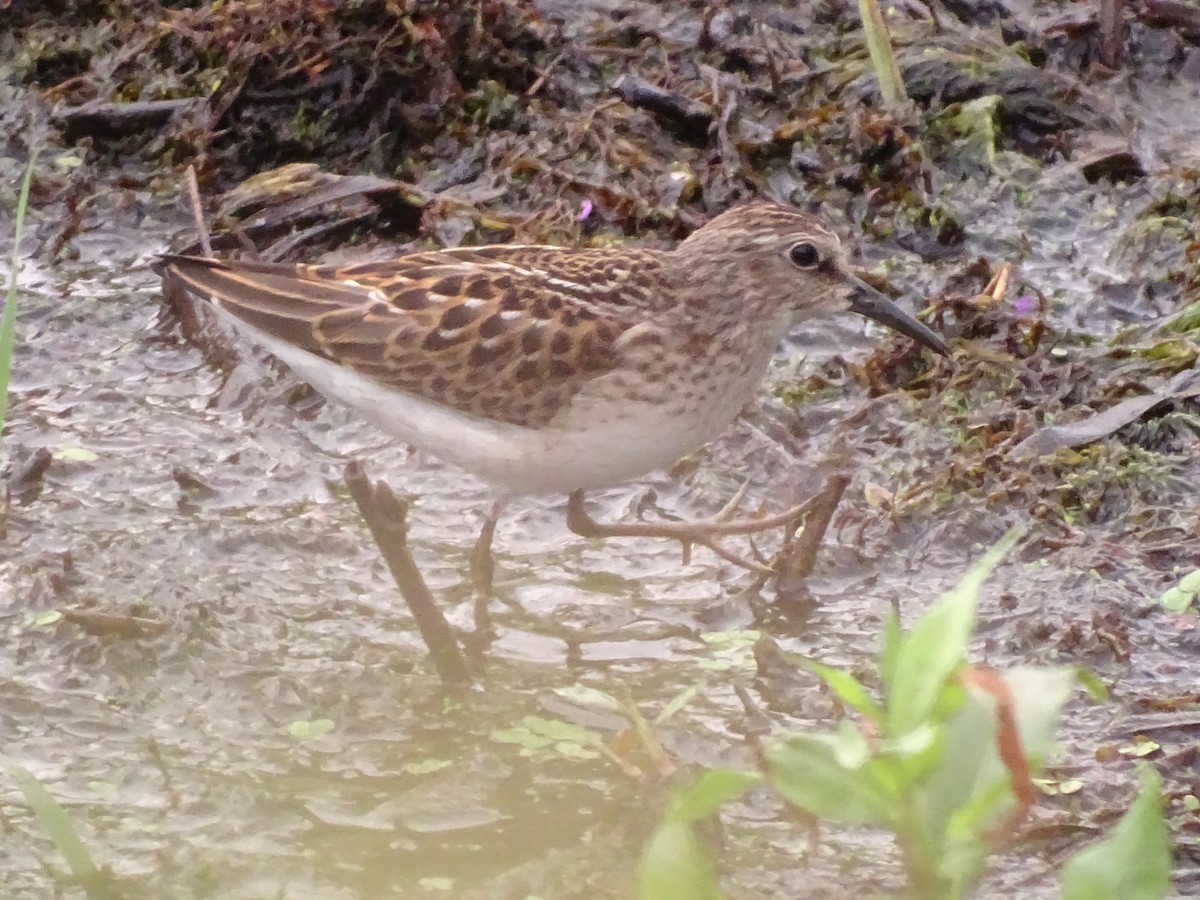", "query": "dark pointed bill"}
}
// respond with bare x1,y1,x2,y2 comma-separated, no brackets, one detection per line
847,277,950,356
